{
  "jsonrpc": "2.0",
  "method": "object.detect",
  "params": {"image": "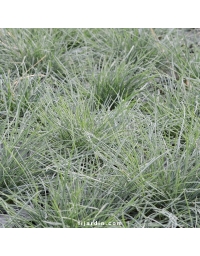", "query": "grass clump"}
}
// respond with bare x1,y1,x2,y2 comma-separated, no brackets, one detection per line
0,28,200,228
